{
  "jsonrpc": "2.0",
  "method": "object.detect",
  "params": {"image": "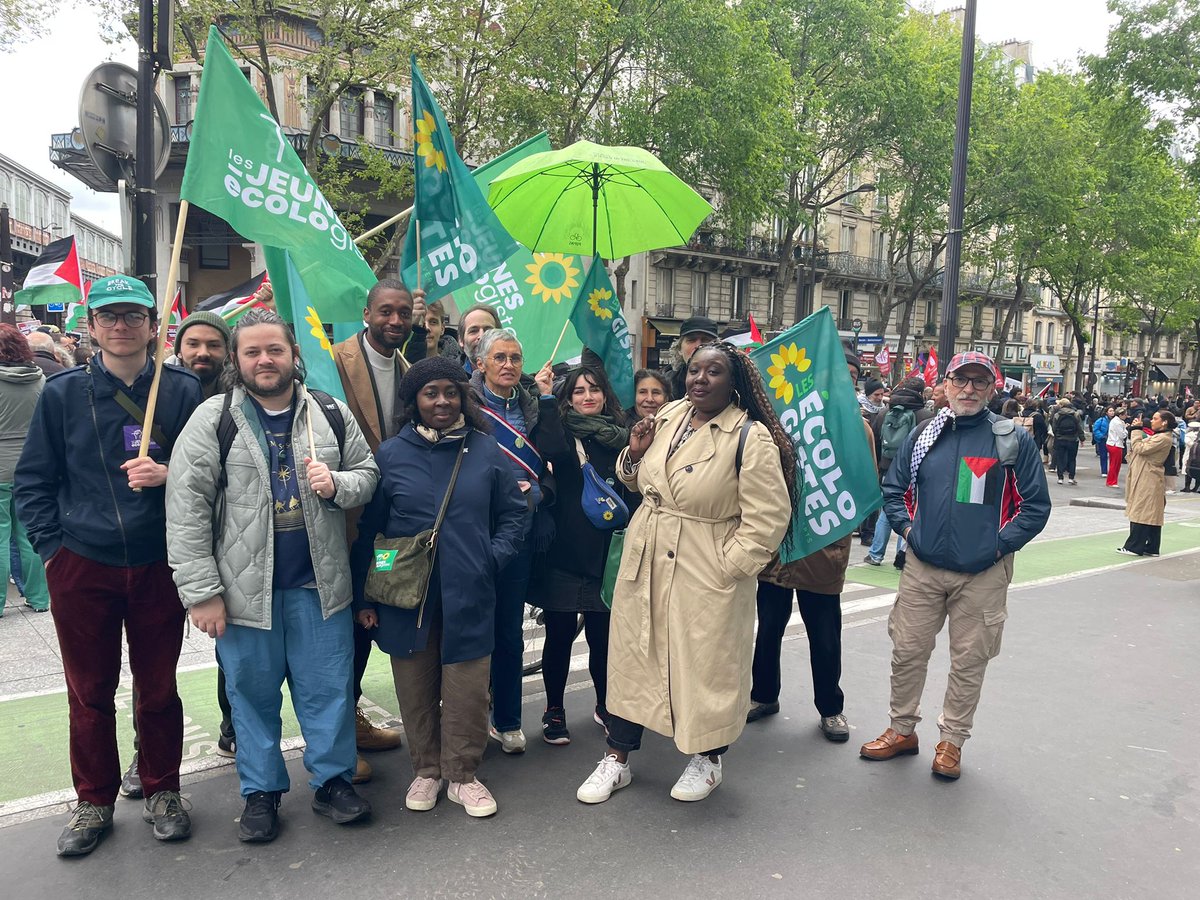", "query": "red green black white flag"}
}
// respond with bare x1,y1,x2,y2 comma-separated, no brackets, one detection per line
956,456,998,504
15,236,82,307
